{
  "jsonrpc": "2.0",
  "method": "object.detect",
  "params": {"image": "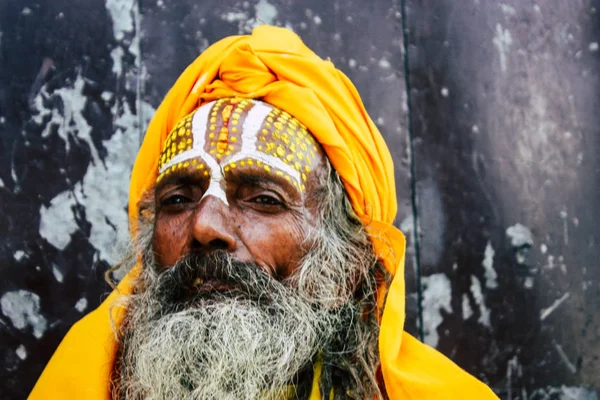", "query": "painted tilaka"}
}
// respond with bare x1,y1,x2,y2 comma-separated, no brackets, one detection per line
156,98,320,205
